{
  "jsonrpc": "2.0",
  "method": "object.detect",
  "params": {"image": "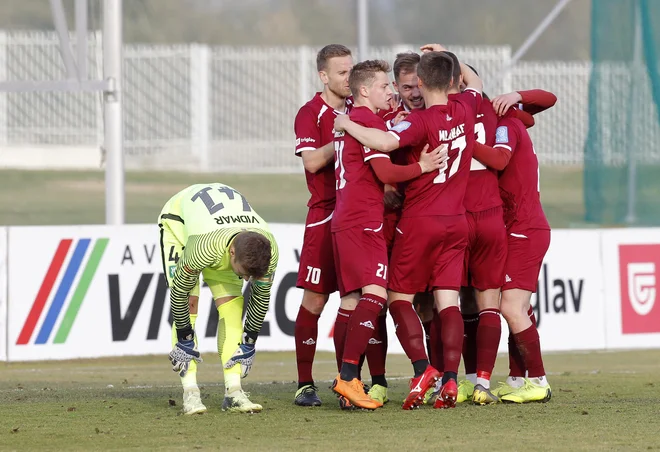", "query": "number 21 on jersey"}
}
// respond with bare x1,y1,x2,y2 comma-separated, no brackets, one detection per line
434,135,467,184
